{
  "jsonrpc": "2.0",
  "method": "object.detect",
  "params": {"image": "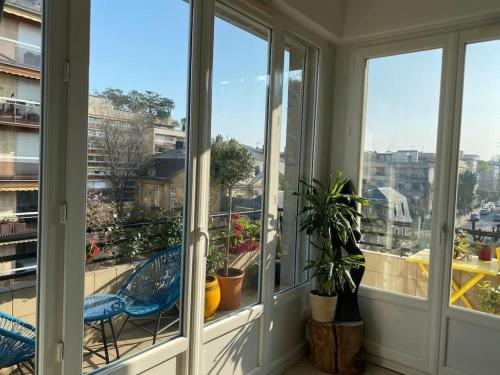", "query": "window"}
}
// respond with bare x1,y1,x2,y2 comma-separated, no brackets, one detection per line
82,0,190,370
275,35,317,293
0,2,41,373
204,7,270,322
360,49,443,297
449,39,500,315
